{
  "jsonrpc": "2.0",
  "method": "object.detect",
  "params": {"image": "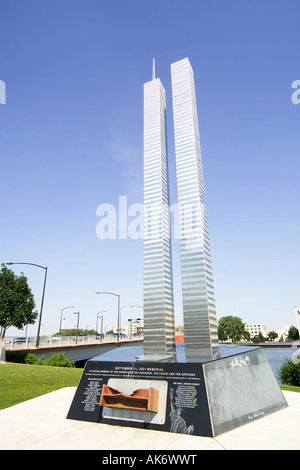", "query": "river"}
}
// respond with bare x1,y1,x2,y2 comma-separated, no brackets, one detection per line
218,343,300,383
